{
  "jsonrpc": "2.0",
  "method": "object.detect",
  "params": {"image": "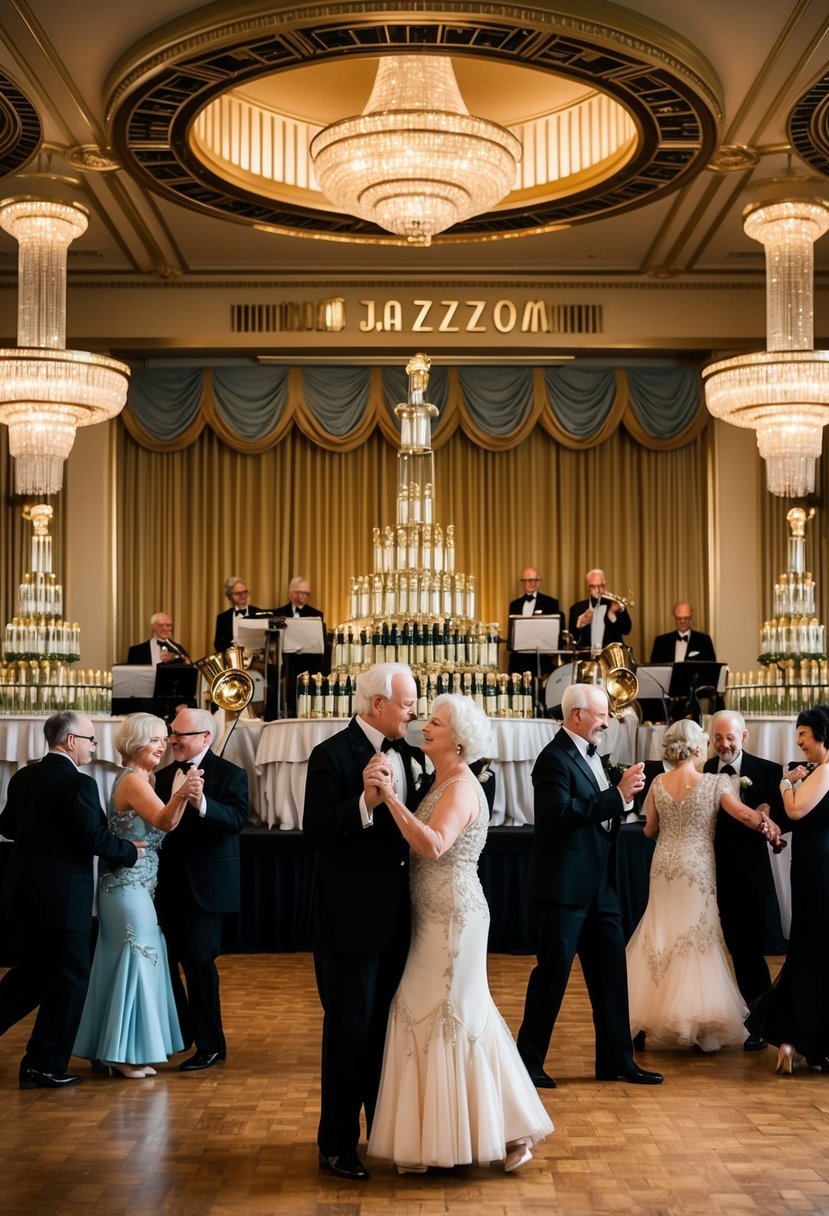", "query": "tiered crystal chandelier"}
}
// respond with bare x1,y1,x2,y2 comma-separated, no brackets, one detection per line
0,191,130,495
703,192,829,497
309,56,521,247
